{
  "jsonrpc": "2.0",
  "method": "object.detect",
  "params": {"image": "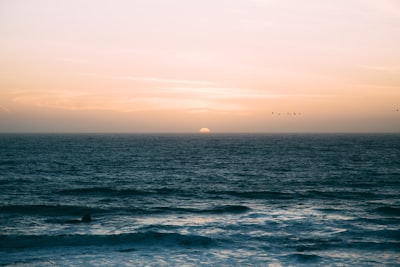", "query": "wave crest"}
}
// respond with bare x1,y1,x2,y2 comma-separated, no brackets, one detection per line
0,231,218,250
